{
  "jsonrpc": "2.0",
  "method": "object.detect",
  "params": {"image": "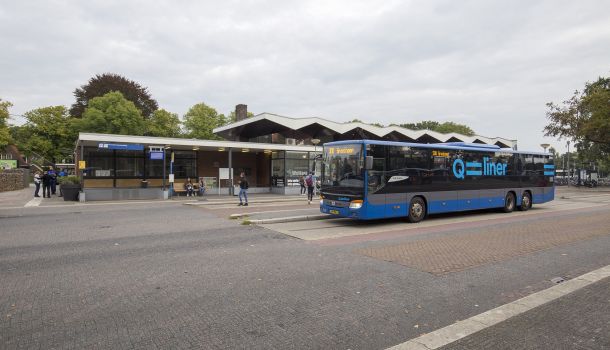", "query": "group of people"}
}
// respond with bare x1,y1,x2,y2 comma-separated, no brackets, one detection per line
183,177,206,197
34,167,64,198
